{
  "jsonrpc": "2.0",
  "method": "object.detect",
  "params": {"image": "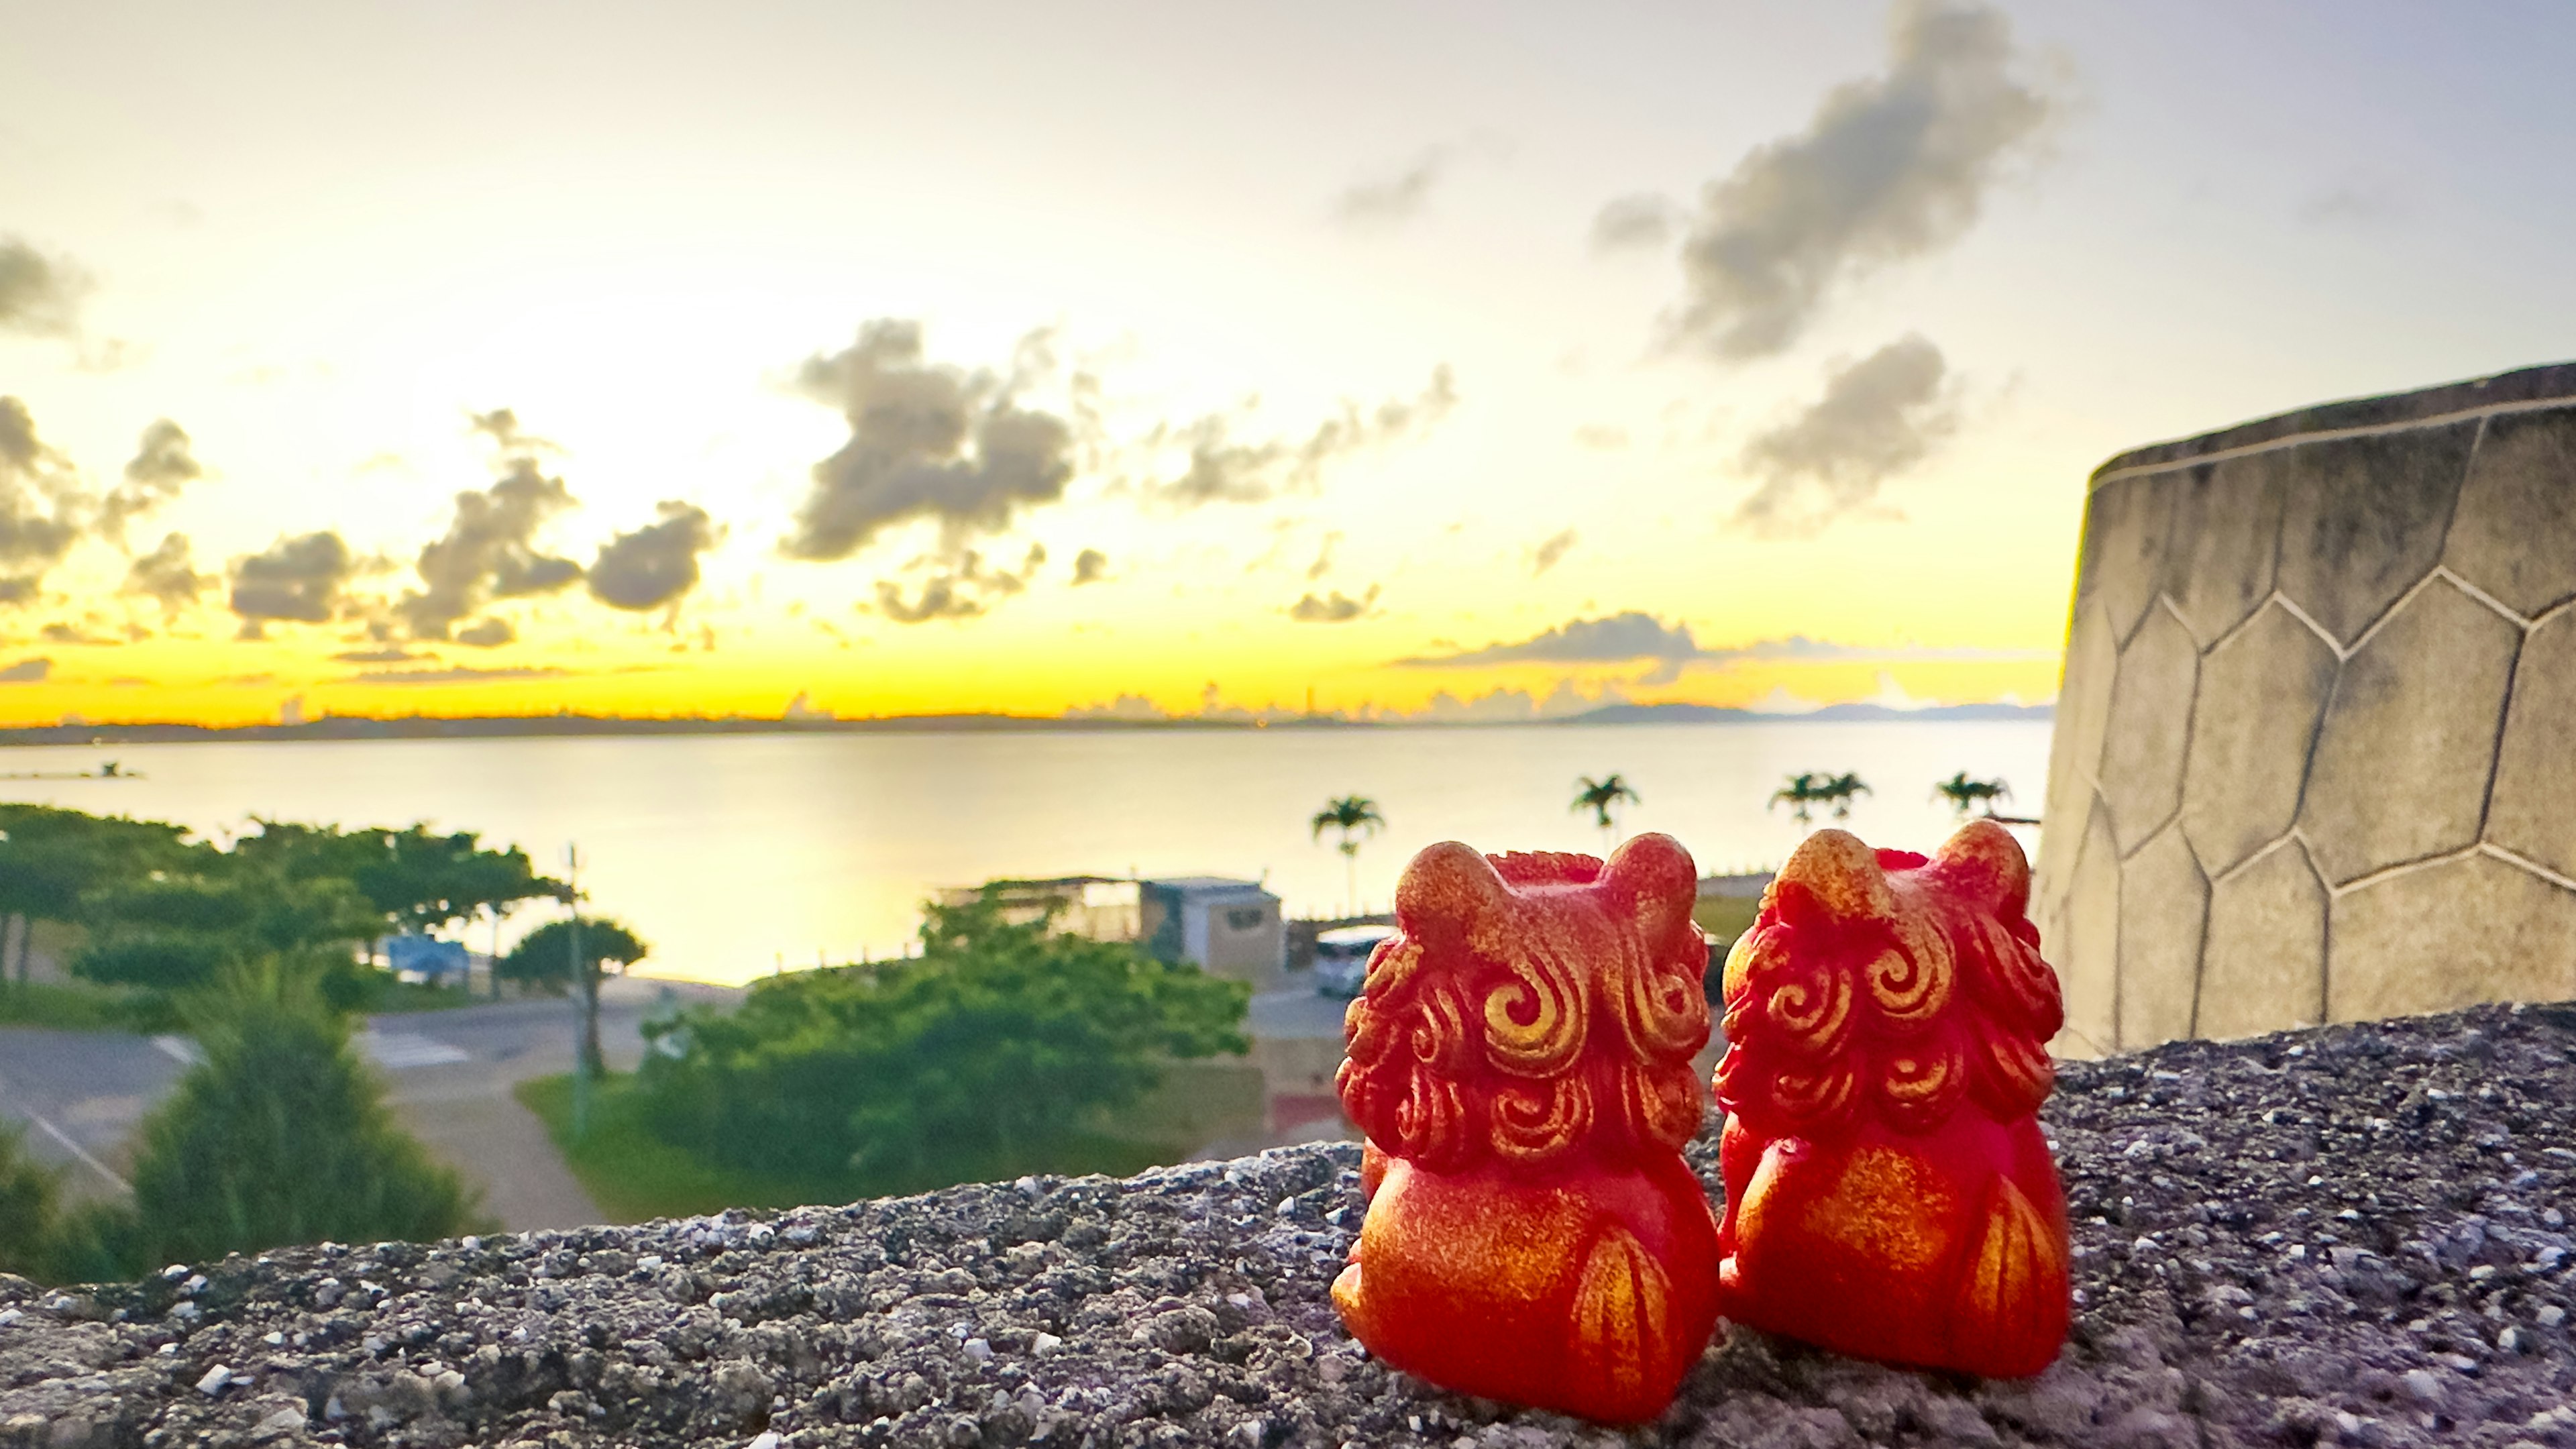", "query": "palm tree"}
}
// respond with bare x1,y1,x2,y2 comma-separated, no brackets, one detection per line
1571,773,1642,850
1821,771,1871,821
1933,771,2011,820
1311,795,1386,916
1769,772,1829,826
